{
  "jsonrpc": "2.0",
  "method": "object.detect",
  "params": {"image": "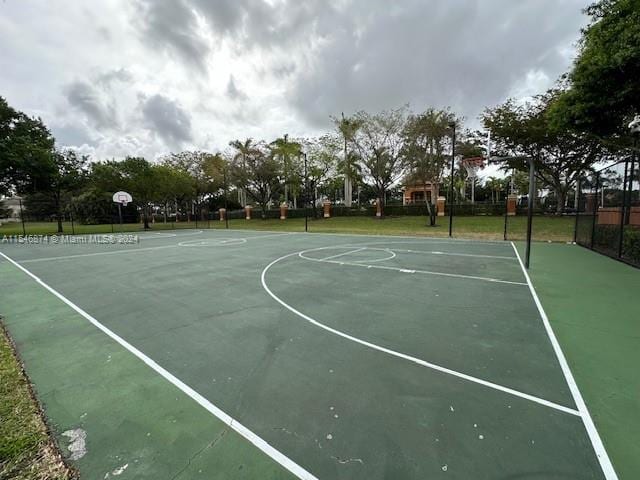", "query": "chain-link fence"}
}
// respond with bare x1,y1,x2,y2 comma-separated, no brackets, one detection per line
2,195,579,242
575,158,640,267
